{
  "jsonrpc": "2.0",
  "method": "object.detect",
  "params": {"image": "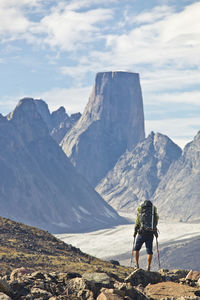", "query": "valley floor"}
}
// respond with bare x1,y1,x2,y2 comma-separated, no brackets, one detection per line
56,221,200,271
